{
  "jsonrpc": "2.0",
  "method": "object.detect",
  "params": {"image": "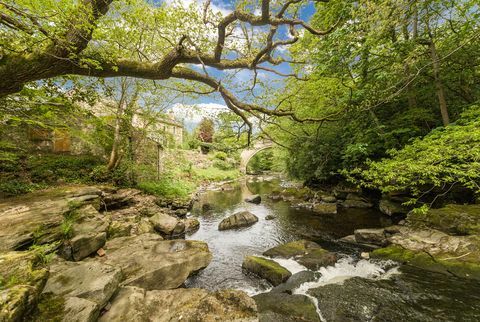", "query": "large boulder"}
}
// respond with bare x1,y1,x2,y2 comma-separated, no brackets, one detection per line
242,256,291,286
218,211,259,231
99,286,257,322
60,205,109,261
253,292,320,322
102,188,141,210
340,194,373,208
407,204,480,235
42,260,122,309
0,251,49,321
312,203,337,215
379,199,408,217
149,212,185,237
0,186,101,251
93,234,212,290
372,227,480,280
183,218,200,233
245,194,262,204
